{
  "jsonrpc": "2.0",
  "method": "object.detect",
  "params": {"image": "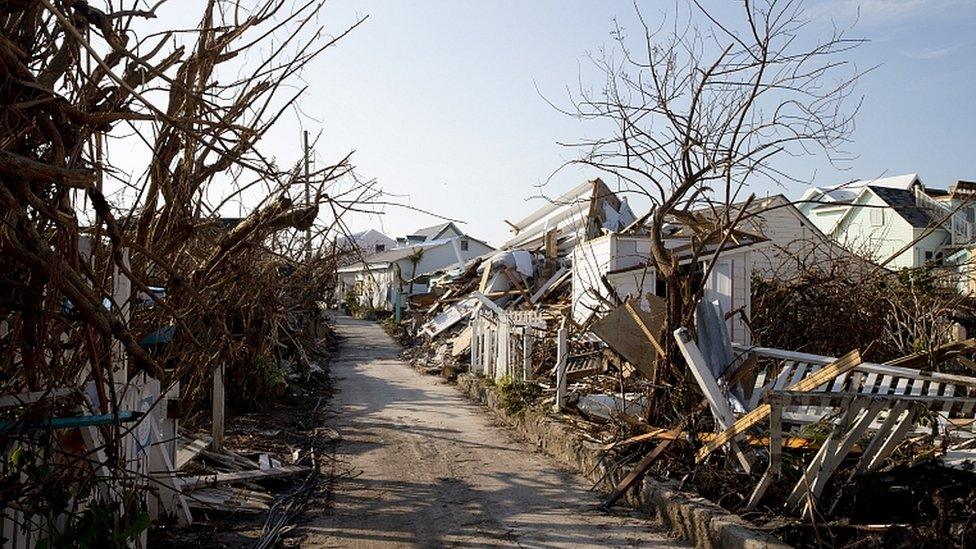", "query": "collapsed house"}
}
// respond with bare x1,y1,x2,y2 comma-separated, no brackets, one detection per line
403,178,760,398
